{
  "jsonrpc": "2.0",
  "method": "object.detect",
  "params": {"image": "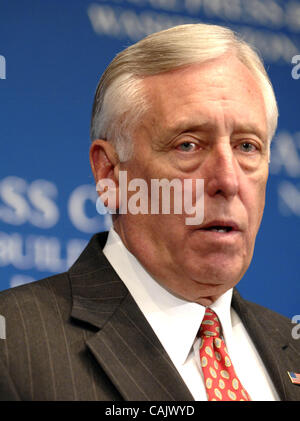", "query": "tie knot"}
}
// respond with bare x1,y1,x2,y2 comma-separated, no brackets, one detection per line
199,308,221,338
